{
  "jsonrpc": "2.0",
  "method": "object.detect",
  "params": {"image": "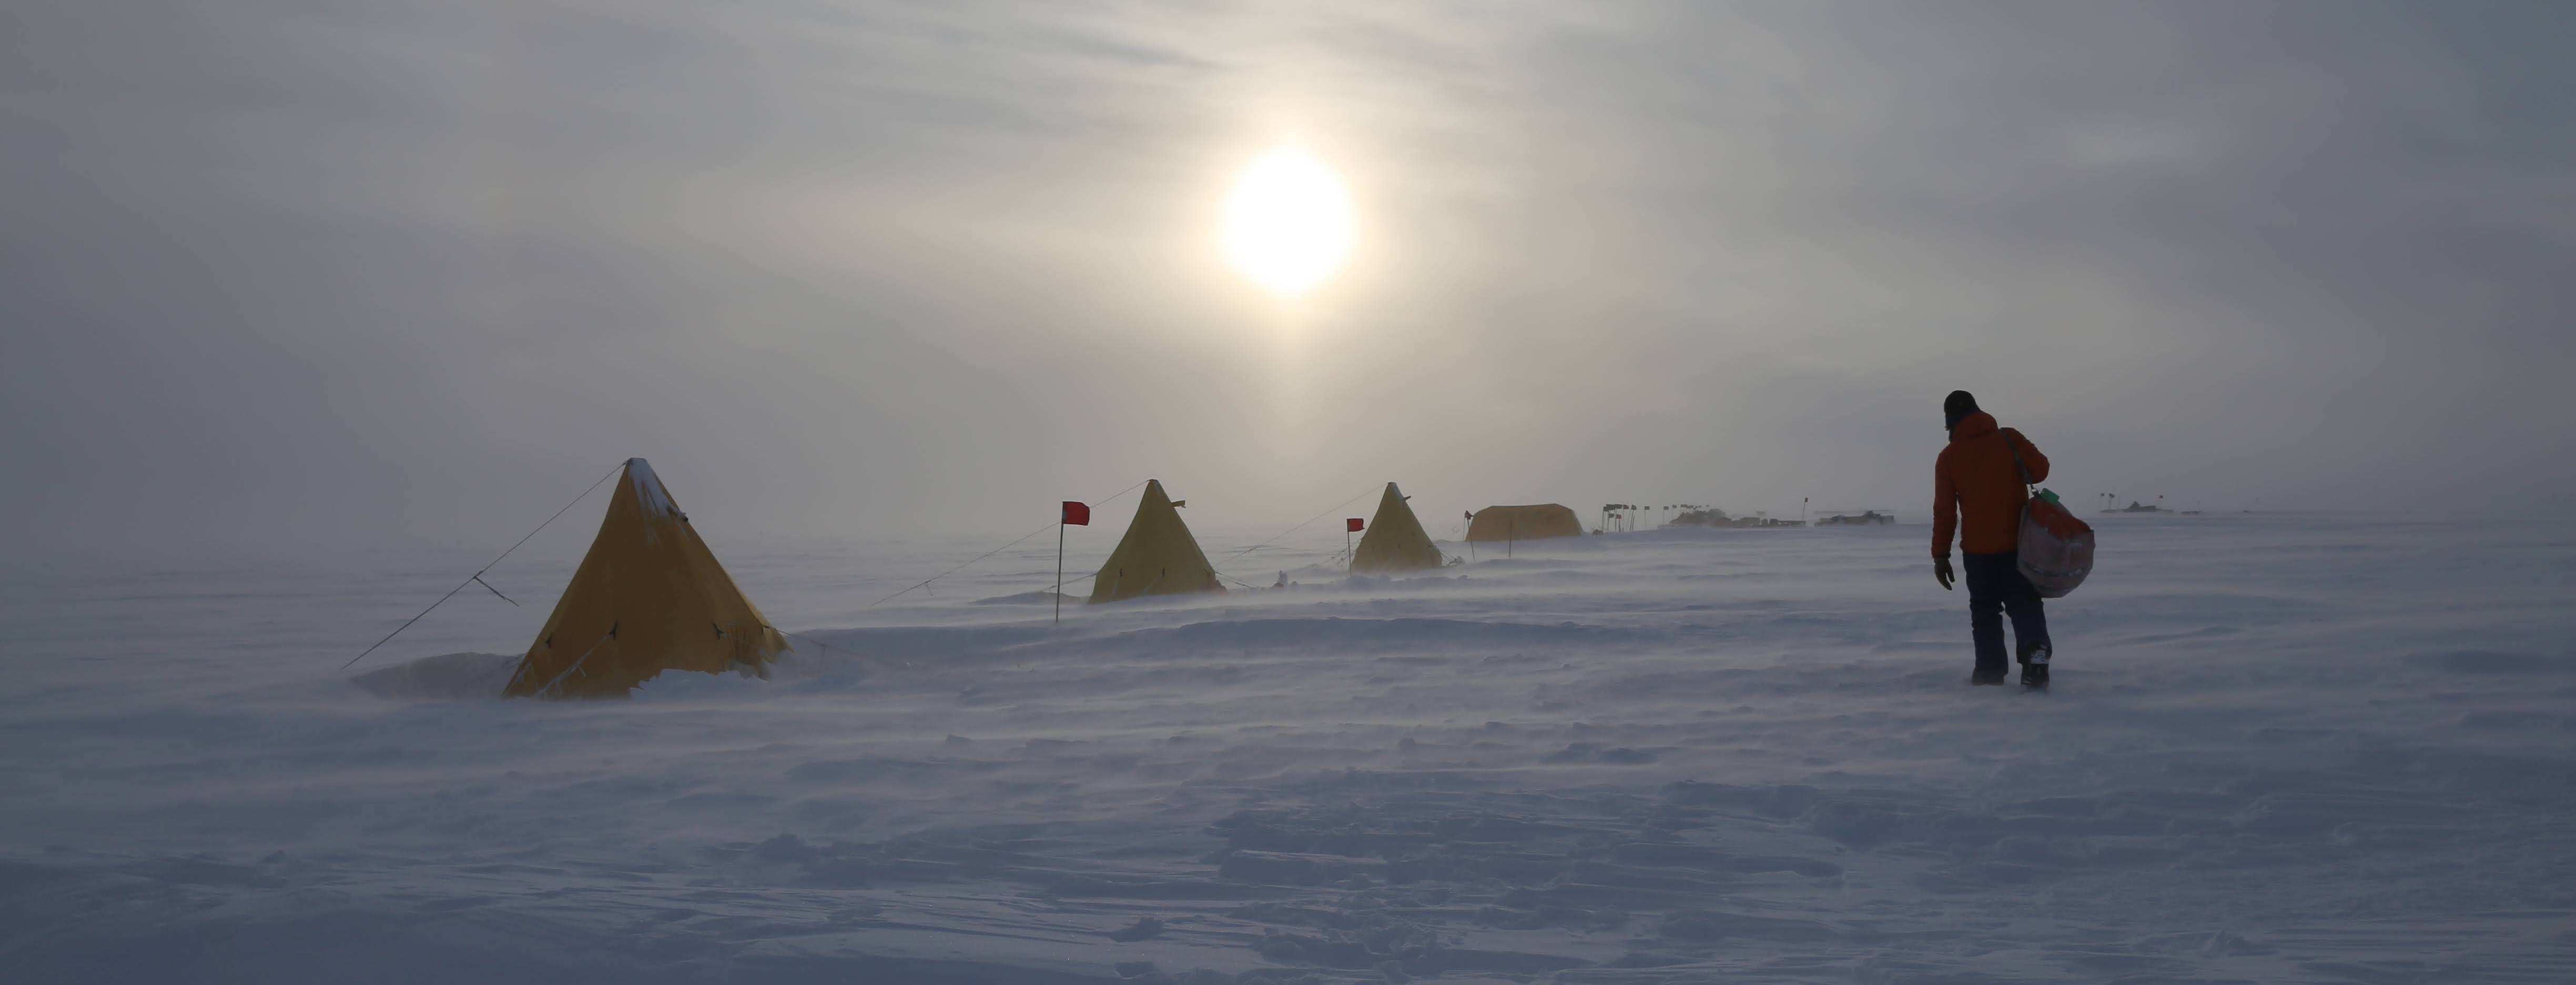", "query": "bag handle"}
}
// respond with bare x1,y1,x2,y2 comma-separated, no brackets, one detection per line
2004,428,2034,488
